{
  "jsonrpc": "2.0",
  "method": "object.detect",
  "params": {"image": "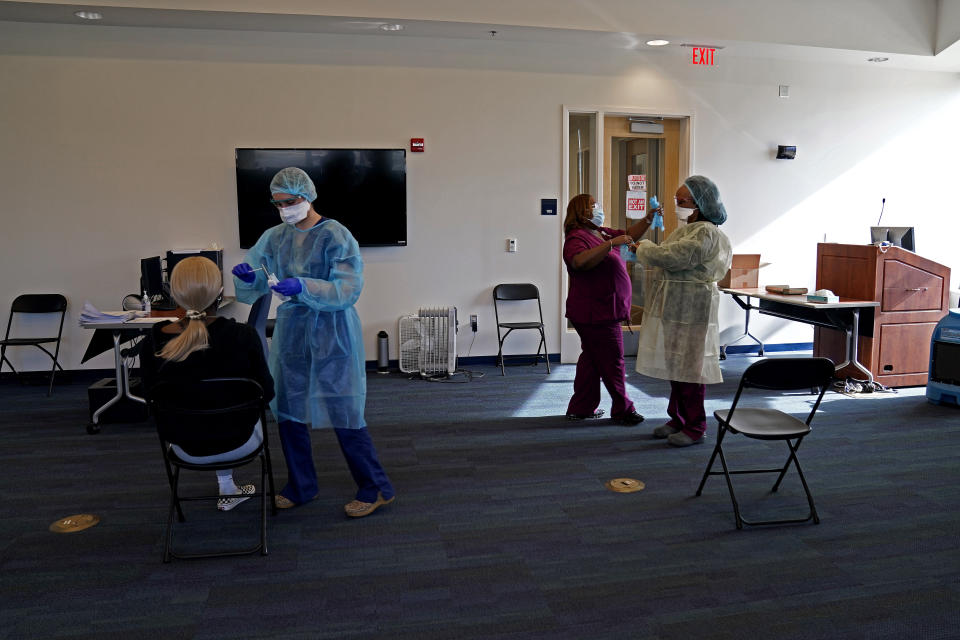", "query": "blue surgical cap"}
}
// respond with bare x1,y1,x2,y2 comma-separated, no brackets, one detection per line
269,167,317,202
684,175,727,225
